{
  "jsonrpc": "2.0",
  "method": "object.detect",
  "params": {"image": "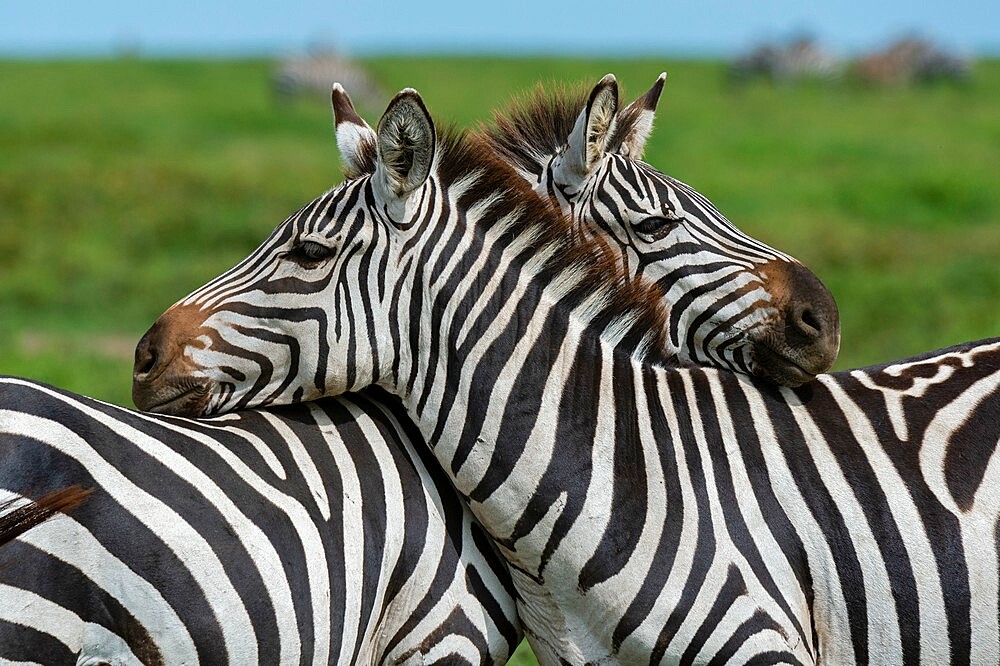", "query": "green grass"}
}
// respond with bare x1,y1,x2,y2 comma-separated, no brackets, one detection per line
0,56,997,664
